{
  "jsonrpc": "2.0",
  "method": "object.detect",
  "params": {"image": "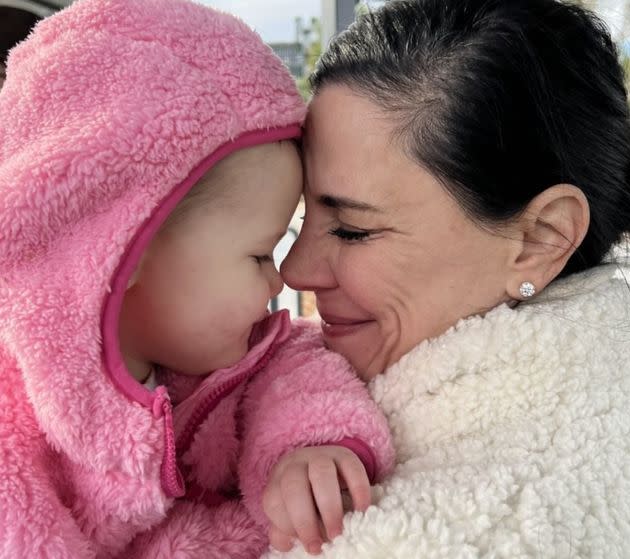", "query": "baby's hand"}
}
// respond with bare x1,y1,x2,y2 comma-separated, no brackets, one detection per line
263,445,371,555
